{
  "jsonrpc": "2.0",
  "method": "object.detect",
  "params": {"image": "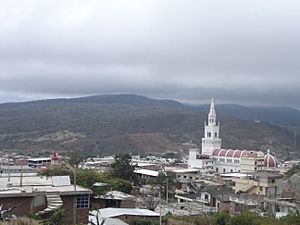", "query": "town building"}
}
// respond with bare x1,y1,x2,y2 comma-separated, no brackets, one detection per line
28,157,51,168
233,172,284,198
0,175,92,224
91,191,136,209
